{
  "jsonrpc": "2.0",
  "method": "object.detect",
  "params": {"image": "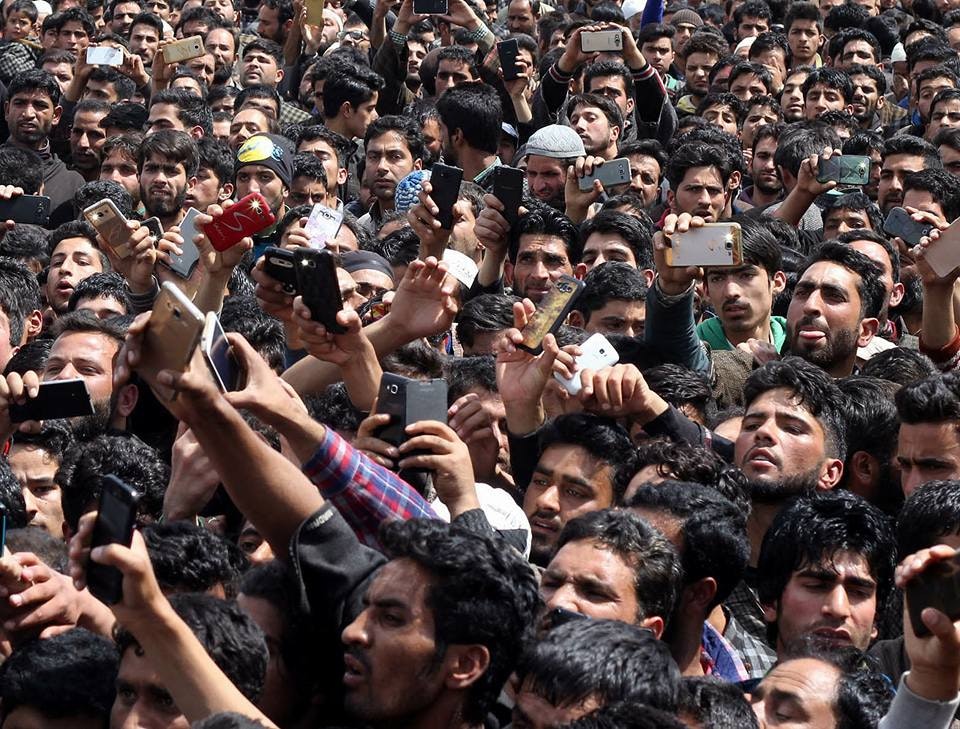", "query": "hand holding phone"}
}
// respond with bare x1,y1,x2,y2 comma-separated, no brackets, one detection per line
0,194,51,226
493,166,524,226
817,155,871,185
85,475,141,604
666,222,743,267
518,275,584,355
428,163,463,230
884,207,934,247
163,207,202,278
294,247,345,333
554,333,619,395
137,282,205,389
578,157,631,192
203,193,276,252
9,379,95,423
303,204,342,249
374,373,448,447
201,313,240,392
